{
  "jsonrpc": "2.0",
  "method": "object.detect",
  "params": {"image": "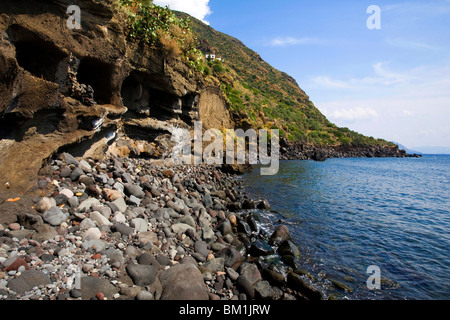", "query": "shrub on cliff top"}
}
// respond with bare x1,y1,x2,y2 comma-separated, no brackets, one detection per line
119,0,206,73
